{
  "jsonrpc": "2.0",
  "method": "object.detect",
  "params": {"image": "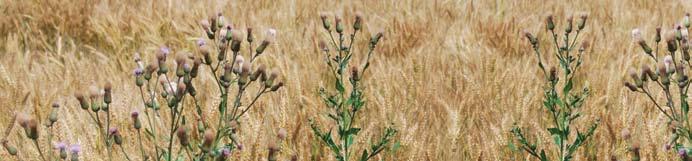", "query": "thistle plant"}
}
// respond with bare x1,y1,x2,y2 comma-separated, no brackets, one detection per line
0,102,80,161
73,83,131,161
309,12,397,161
511,13,599,161
127,12,285,161
624,13,692,159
